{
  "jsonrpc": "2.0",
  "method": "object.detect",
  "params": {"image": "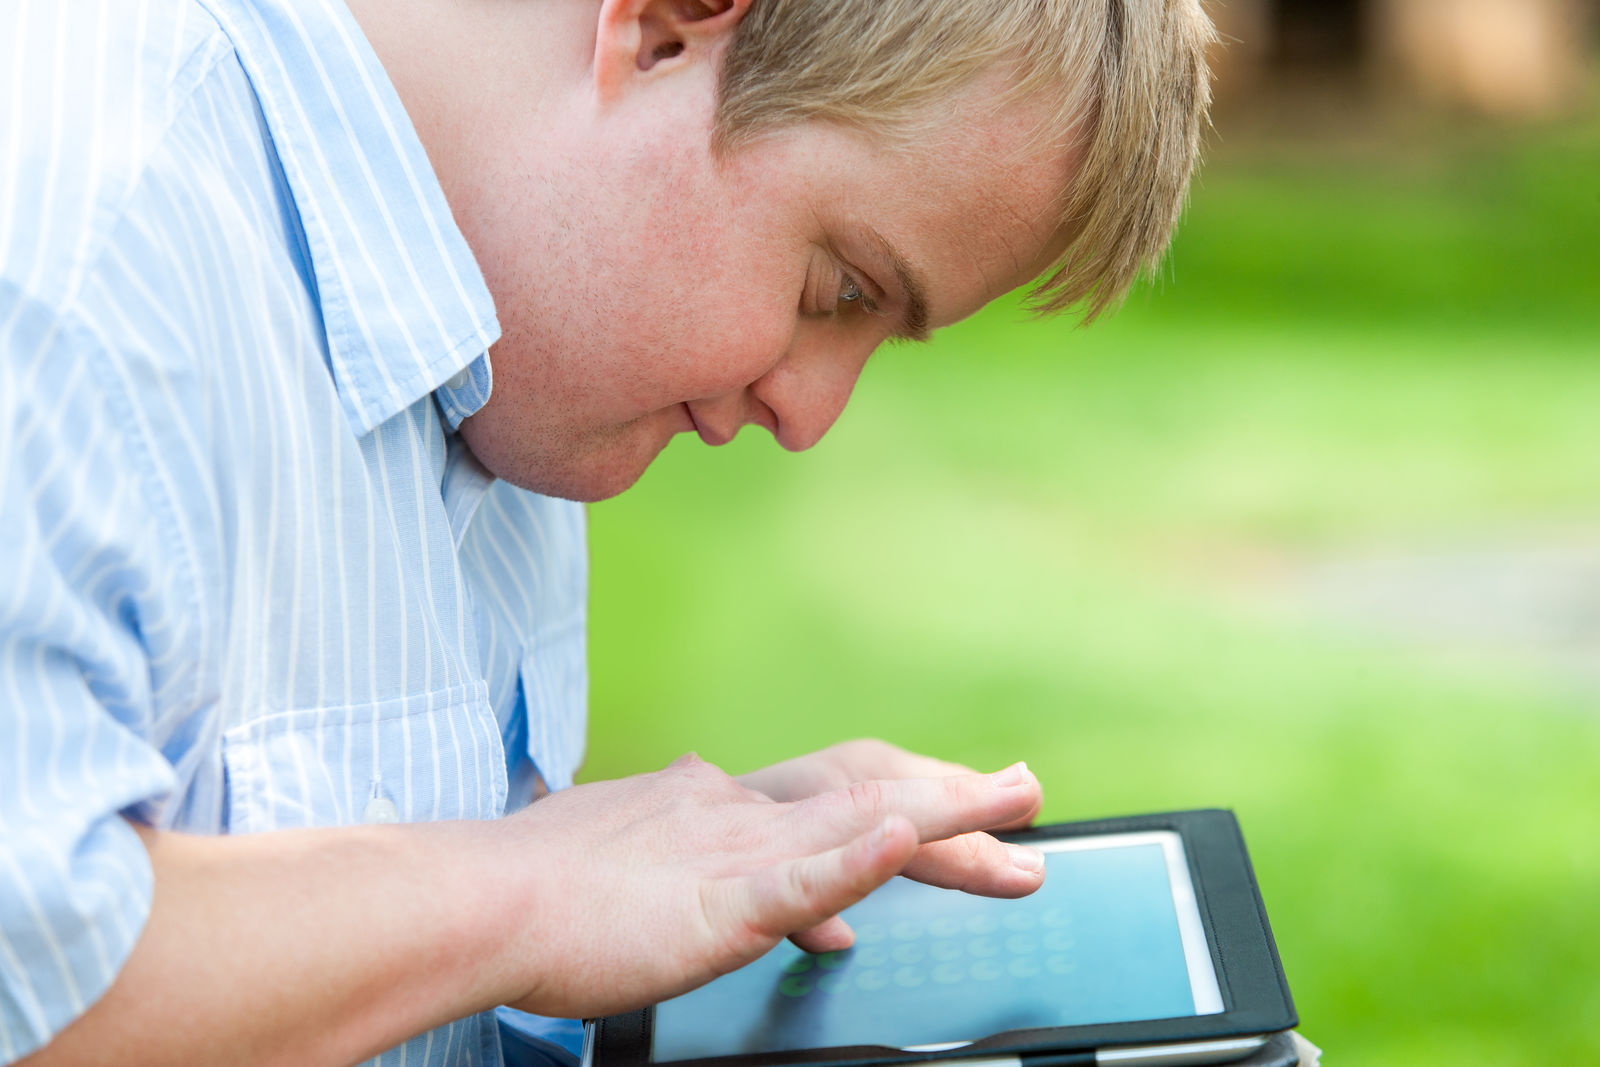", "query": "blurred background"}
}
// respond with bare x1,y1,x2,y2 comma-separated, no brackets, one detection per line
584,3,1600,1064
